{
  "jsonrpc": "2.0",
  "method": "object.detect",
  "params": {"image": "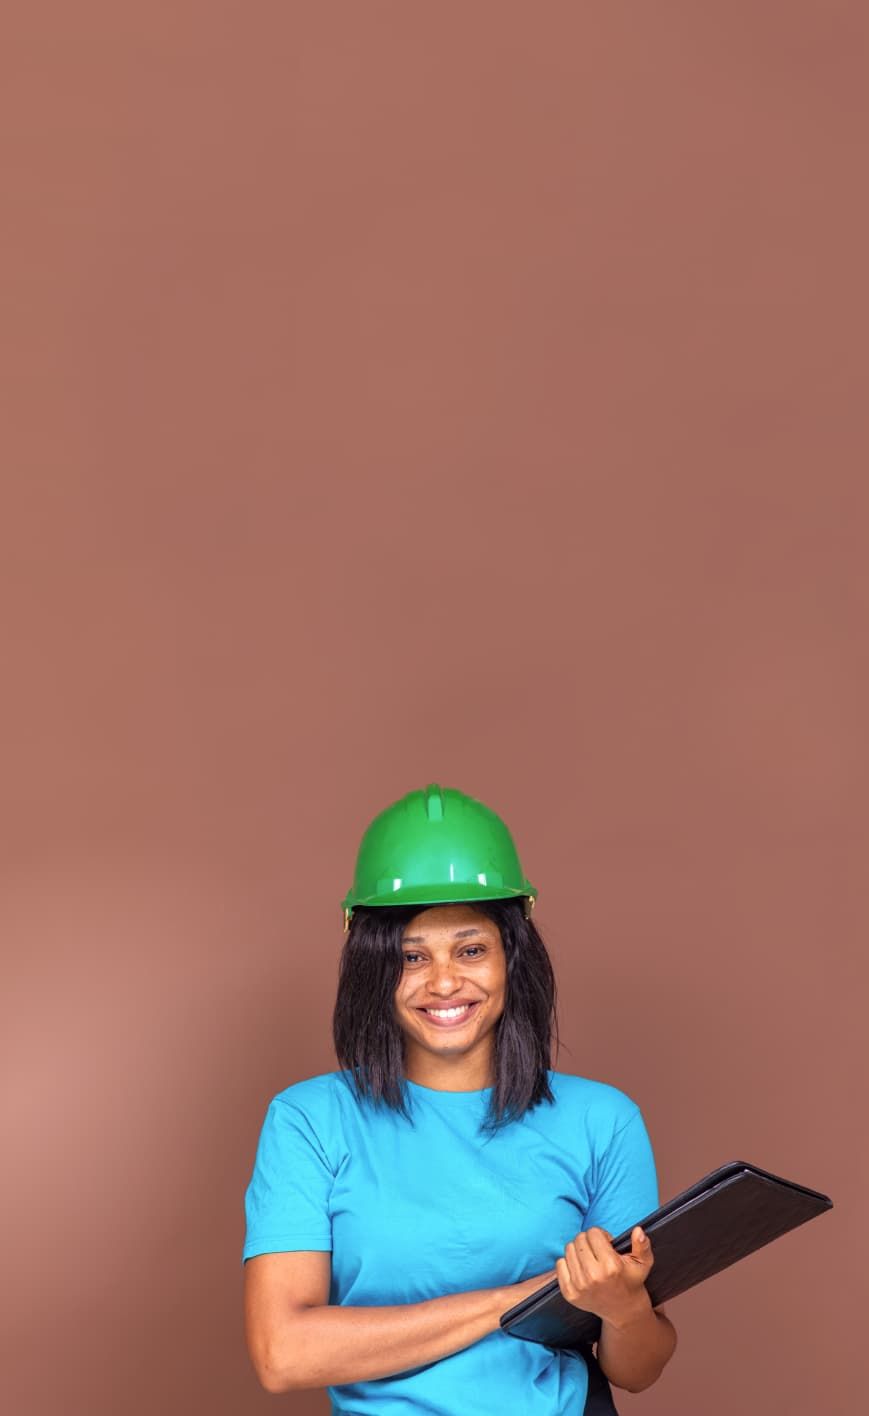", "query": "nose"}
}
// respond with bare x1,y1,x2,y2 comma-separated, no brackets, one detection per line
426,961,466,995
